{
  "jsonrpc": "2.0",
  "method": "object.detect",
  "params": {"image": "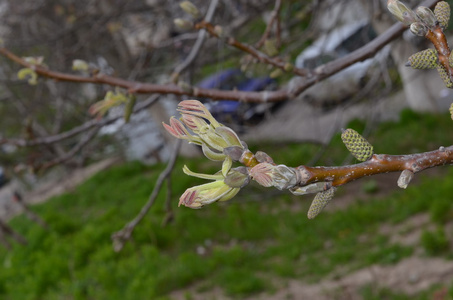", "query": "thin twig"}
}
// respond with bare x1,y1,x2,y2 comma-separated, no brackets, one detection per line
255,0,282,49
13,191,50,230
0,95,160,147
172,0,219,79
162,173,174,227
0,219,27,245
111,140,181,252
37,128,100,171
